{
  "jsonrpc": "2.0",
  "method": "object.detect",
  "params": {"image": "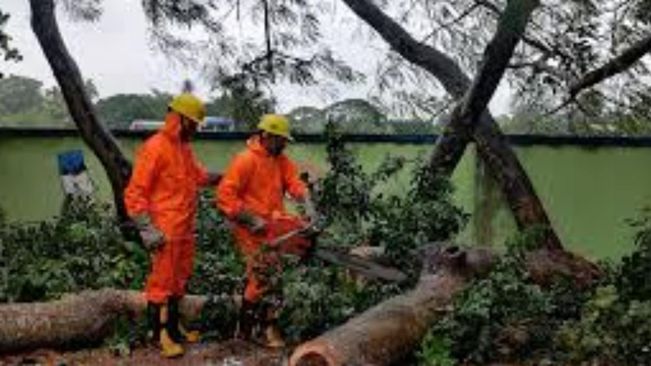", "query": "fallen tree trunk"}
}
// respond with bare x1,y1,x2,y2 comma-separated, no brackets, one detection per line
0,289,208,354
289,245,600,366
290,245,494,366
